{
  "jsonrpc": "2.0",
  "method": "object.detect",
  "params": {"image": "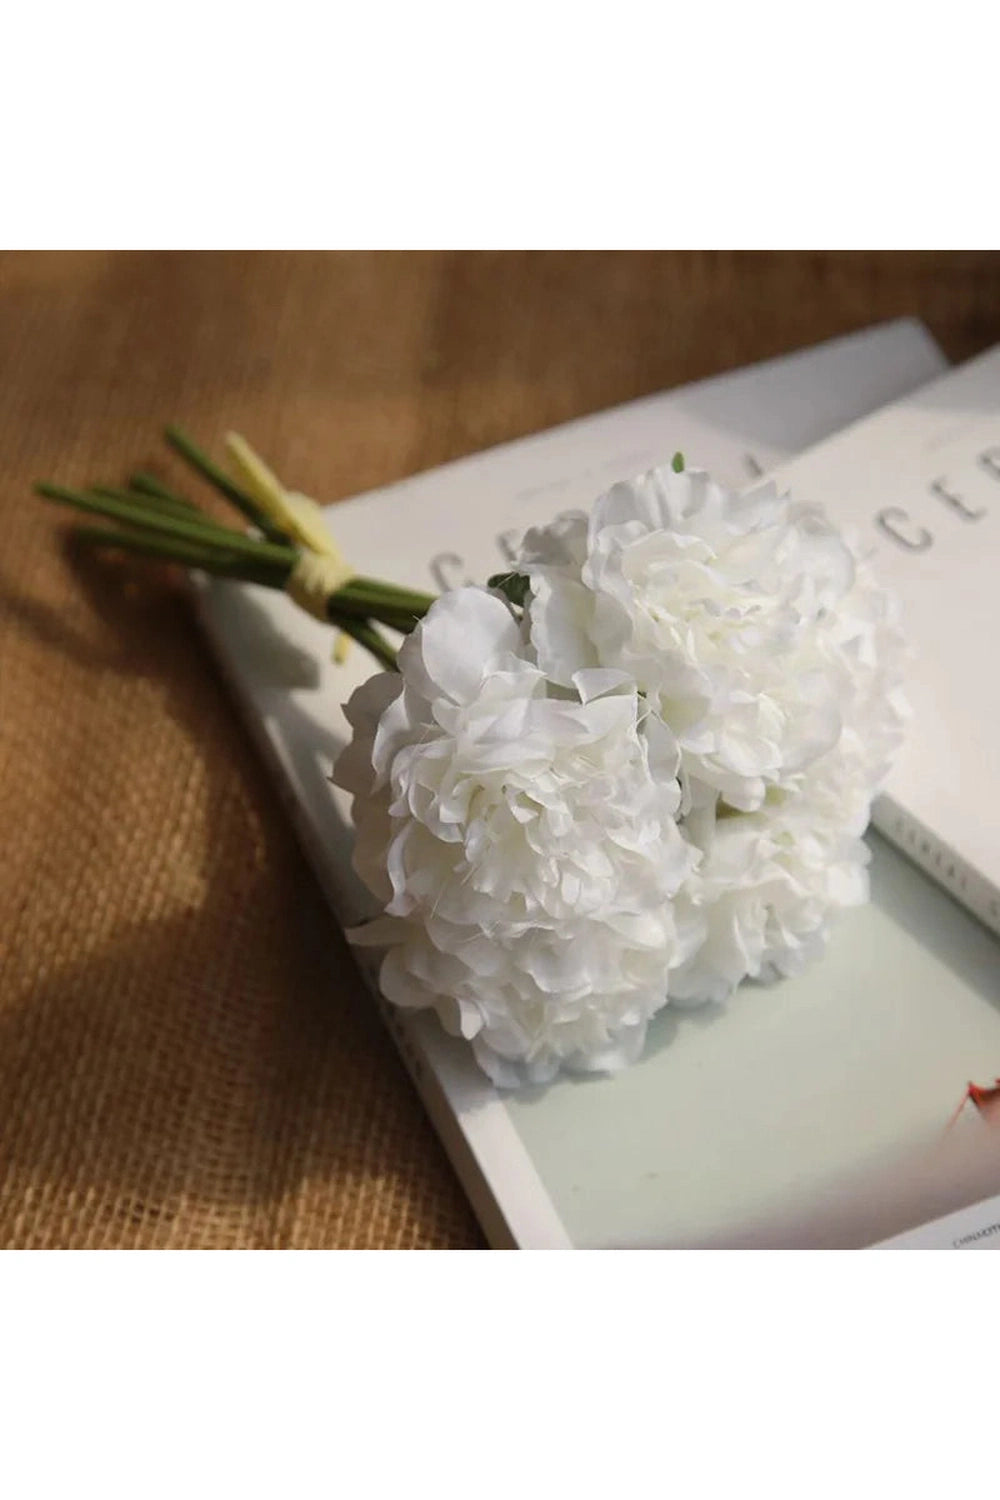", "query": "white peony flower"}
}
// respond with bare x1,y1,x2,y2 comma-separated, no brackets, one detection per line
666,784,872,1006
334,587,697,1087
522,467,875,814
335,461,905,1087
521,463,906,1008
